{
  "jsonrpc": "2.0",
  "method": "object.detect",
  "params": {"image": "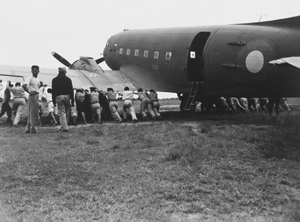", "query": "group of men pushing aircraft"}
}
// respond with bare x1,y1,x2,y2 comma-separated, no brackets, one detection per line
0,65,163,133
0,65,292,133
